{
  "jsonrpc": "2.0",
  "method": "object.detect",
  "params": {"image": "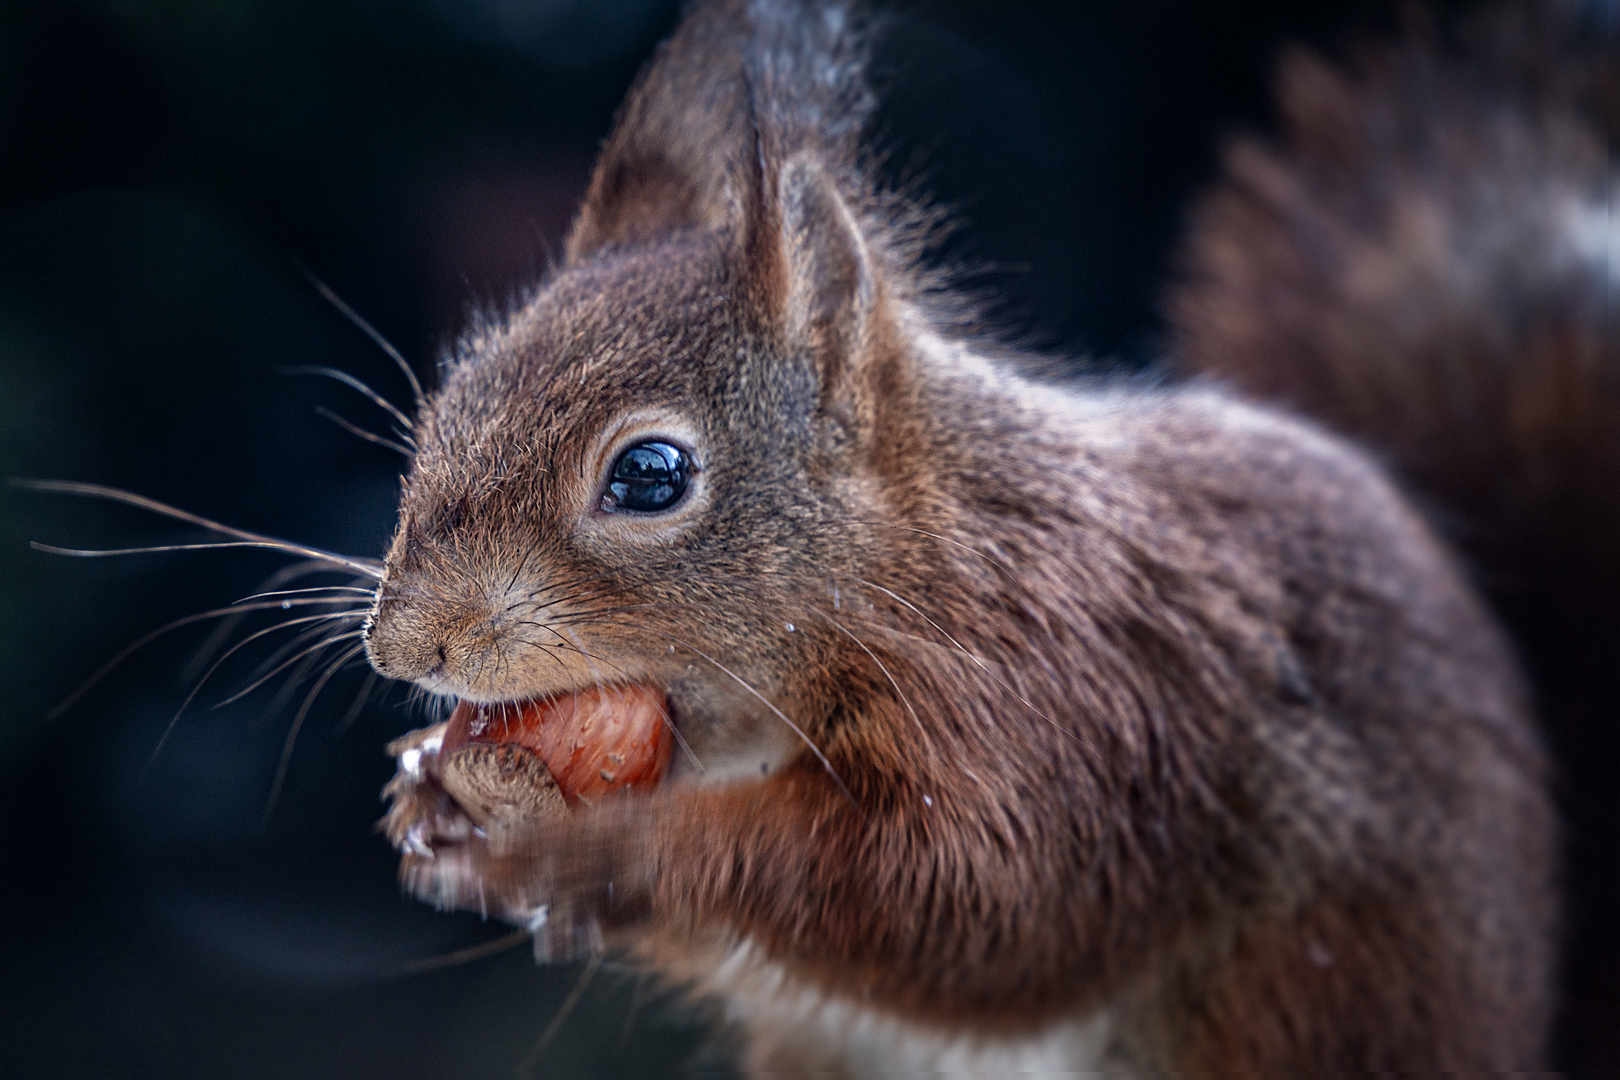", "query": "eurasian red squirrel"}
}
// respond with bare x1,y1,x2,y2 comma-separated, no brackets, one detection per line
20,0,1602,1072
355,0,1620,1072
